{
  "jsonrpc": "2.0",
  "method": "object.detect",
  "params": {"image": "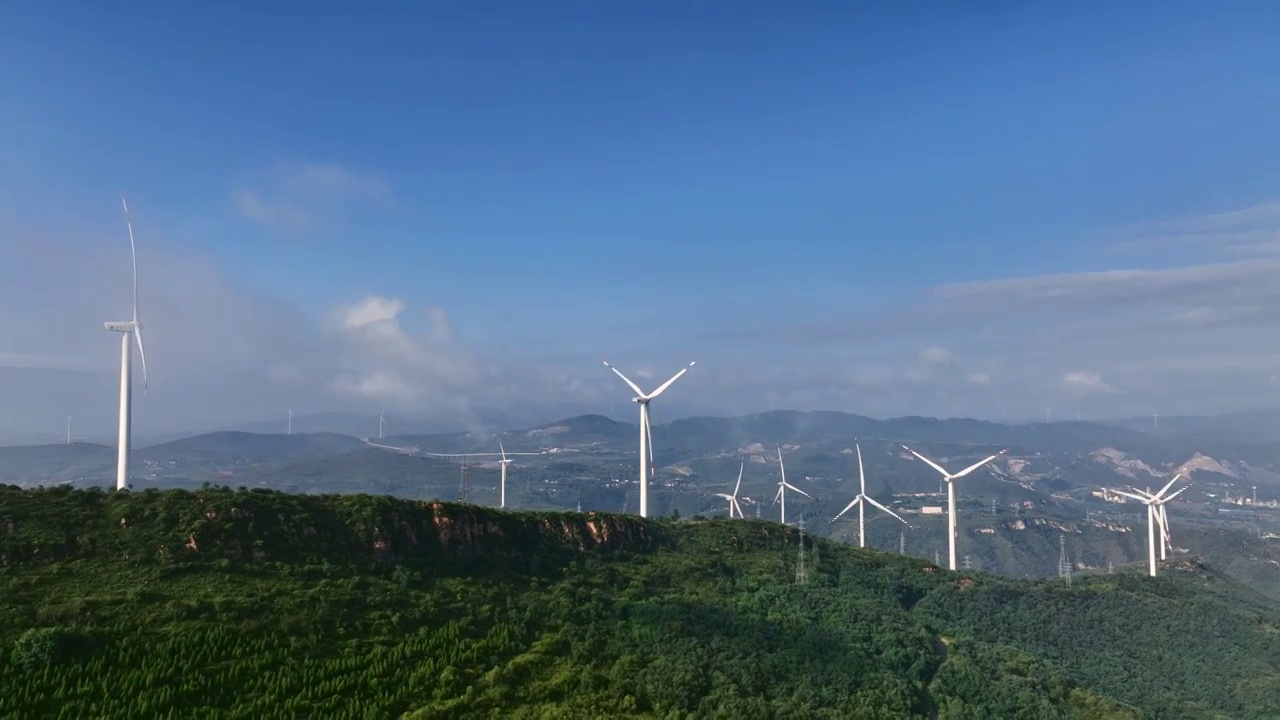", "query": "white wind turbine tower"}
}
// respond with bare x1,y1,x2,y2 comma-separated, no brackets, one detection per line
773,446,810,525
287,409,293,436
902,445,1008,570
602,360,696,518
715,462,746,518
104,197,149,492
498,440,514,509
833,443,909,547
1110,473,1187,574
